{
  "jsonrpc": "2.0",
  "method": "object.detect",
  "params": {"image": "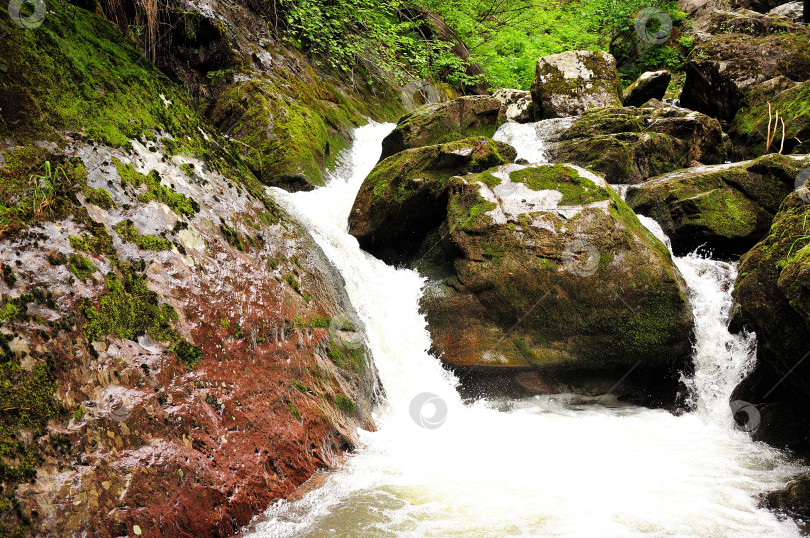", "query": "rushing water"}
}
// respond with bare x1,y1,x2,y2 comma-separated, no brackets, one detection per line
244,121,805,537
